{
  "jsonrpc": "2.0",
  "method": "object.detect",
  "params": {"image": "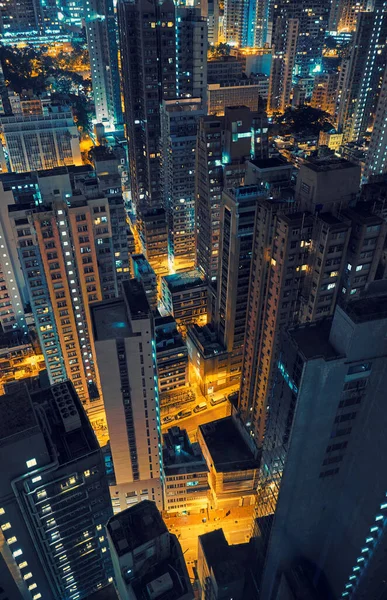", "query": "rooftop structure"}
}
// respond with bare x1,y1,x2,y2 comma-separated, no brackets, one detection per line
197,529,253,600
163,427,209,513
198,417,259,509
107,501,193,600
